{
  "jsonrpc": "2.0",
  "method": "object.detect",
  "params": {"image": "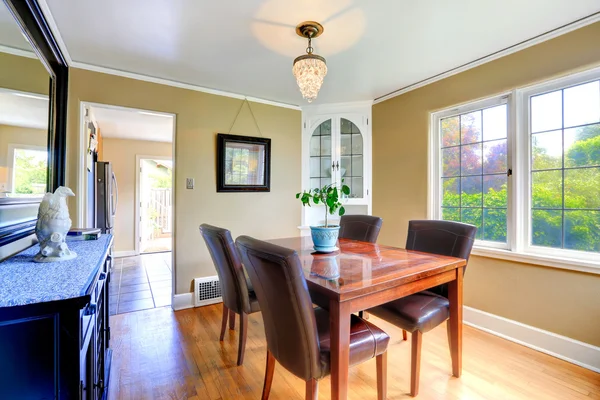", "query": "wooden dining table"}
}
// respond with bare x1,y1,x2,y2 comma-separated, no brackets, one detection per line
266,236,467,400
